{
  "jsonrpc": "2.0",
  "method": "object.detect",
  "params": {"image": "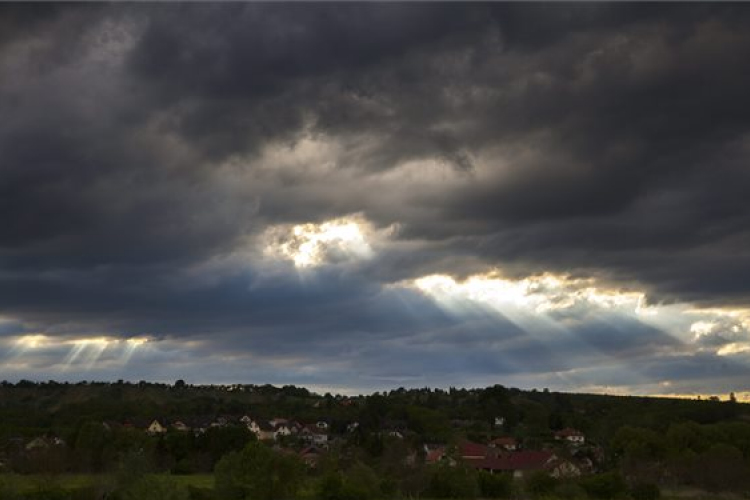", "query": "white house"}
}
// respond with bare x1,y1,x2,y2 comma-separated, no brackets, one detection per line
274,424,293,439
147,420,167,435
554,428,585,444
300,424,329,446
